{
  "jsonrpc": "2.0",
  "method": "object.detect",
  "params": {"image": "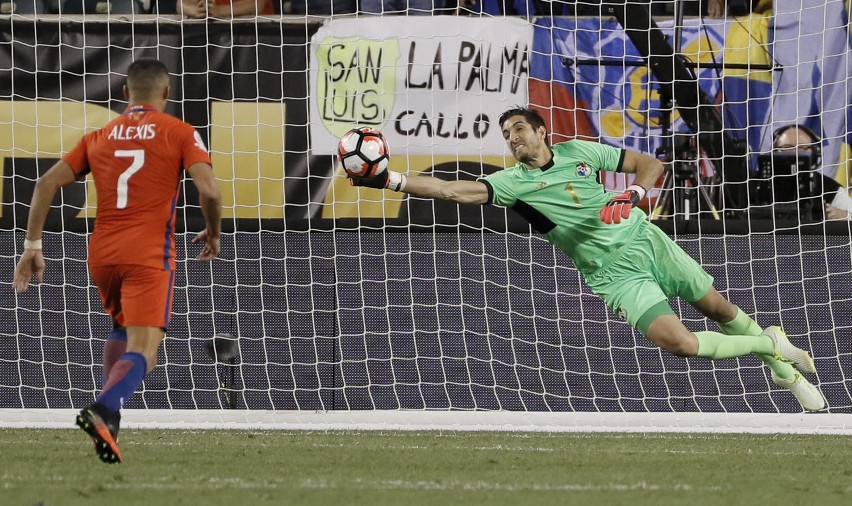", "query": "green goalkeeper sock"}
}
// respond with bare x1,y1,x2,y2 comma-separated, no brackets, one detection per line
718,308,762,336
718,308,795,380
695,331,774,359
